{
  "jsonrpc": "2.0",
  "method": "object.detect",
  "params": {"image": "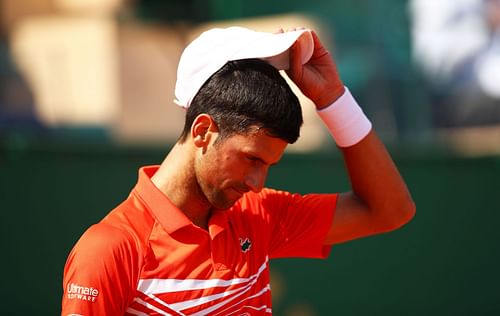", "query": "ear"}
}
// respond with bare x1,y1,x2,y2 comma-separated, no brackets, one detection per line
191,114,218,148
